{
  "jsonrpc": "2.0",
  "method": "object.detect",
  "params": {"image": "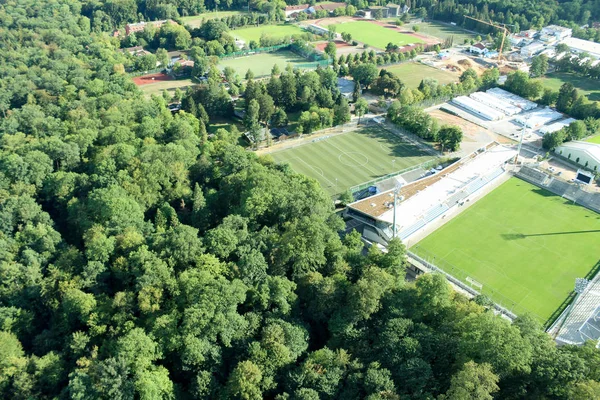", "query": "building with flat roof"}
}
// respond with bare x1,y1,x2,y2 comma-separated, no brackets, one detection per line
452,96,505,121
125,19,175,35
561,37,600,59
514,108,563,128
486,88,538,111
520,41,546,57
541,25,572,41
538,118,577,134
554,141,600,172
